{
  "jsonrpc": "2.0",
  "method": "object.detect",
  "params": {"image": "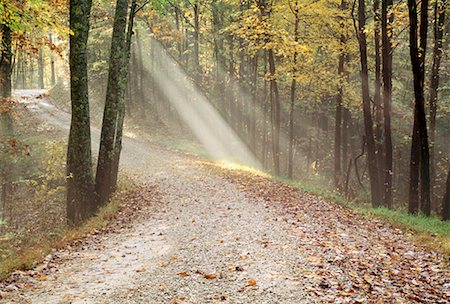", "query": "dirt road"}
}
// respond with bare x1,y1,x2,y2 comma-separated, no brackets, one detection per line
1,91,448,303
